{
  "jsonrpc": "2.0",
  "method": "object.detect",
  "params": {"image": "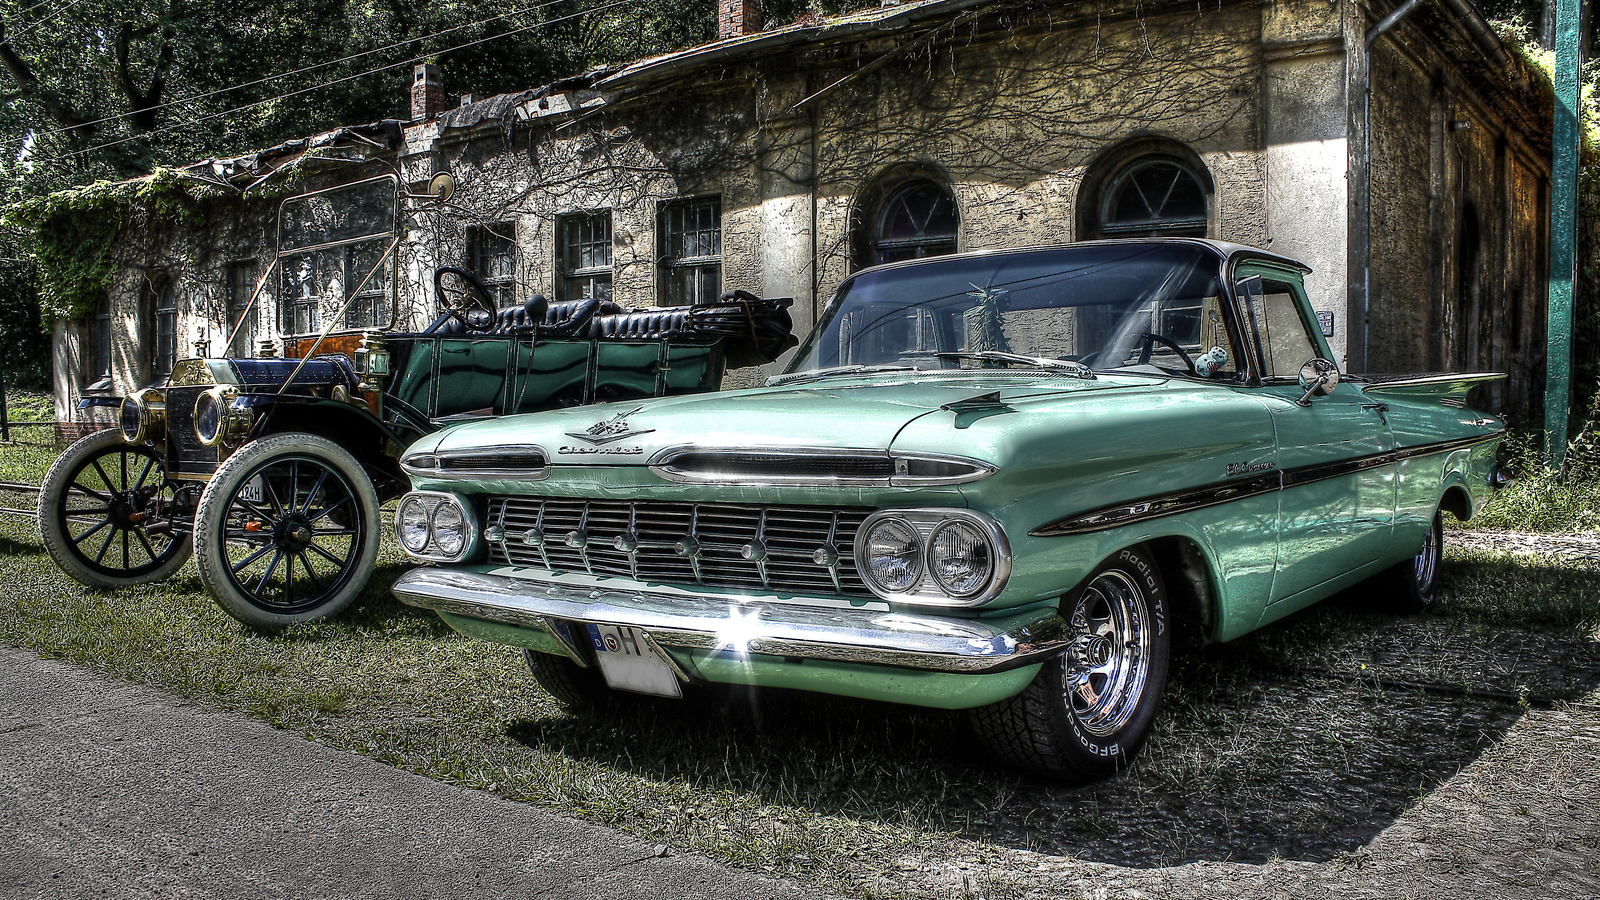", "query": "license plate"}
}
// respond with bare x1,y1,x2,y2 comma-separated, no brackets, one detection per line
239,476,265,504
586,624,682,698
